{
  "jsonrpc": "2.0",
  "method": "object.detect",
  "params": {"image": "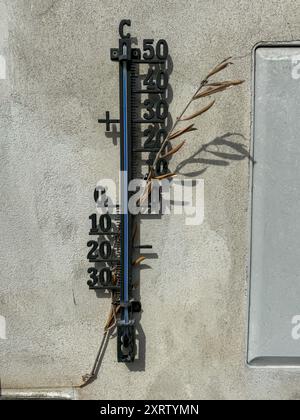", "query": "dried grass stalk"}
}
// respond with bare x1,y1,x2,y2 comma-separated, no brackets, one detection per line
153,172,177,180
139,180,153,206
133,256,146,266
132,223,138,241
160,140,186,159
112,272,118,286
104,305,114,331
169,124,197,140
194,79,244,99
140,57,244,205
205,57,233,79
104,305,121,332
194,85,228,99
207,79,244,88
181,100,215,120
